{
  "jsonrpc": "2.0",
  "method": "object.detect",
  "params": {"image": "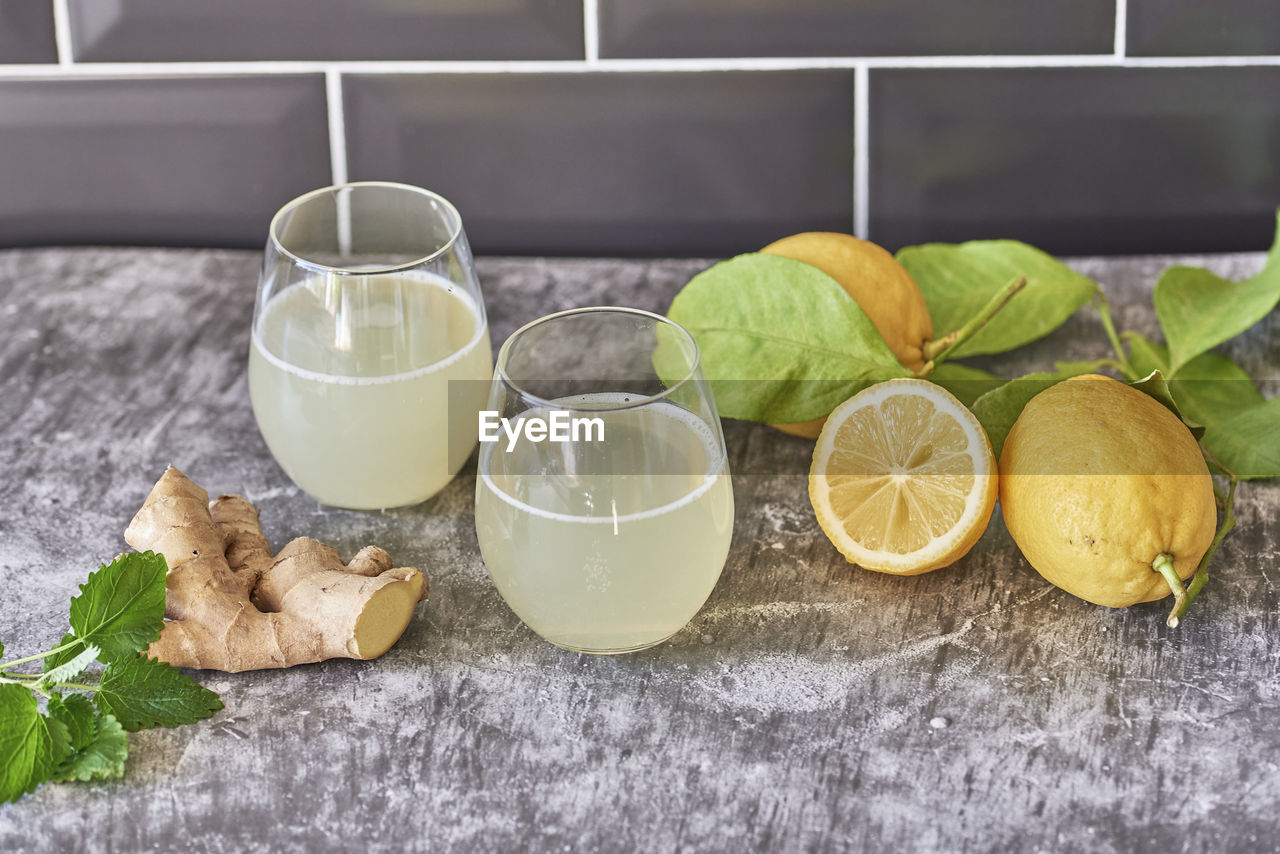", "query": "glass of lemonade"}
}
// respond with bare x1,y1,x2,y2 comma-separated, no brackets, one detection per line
475,307,734,654
249,182,492,509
